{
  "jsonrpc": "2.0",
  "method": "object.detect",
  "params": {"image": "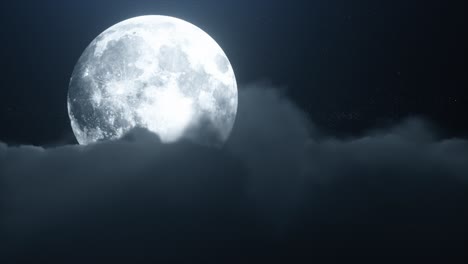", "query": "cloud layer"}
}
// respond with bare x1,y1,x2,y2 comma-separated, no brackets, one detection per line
1,84,468,263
